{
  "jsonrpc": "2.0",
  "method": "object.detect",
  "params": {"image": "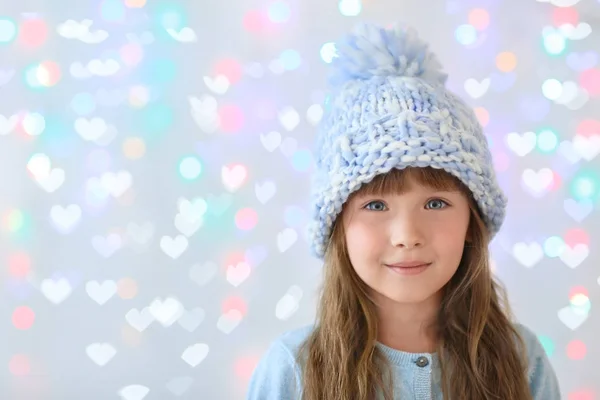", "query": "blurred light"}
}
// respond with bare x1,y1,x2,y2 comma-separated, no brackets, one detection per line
100,0,126,23
306,103,324,125
8,252,31,278
143,58,176,83
496,52,517,72
566,340,586,360
538,335,555,357
576,119,600,137
37,61,61,87
543,30,566,55
214,58,242,85
569,391,595,400
222,164,248,192
564,228,590,250
12,306,35,330
455,24,478,46
537,128,558,153
269,59,285,75
579,68,600,97
8,354,30,376
125,0,147,8
243,10,265,33
474,107,489,127
119,42,144,66
0,17,18,44
179,156,202,181
575,178,593,197
542,79,562,100
117,277,138,299
543,236,565,258
155,3,187,30
548,170,562,191
122,137,146,160
235,208,259,231
18,17,47,48
339,0,362,16
24,61,61,90
85,178,111,205
570,292,591,314
569,285,588,298
552,7,578,27
222,296,247,316
569,170,599,201
24,63,43,90
245,245,268,267
280,49,301,70
22,112,45,136
492,151,510,172
202,74,229,95
71,93,96,116
292,149,312,171
224,253,246,272
468,8,490,31
234,356,260,380
140,104,174,138
320,42,337,64
218,104,244,133
3,209,25,233
27,153,51,178
268,1,291,23
564,228,589,247
40,116,74,157
128,85,151,108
